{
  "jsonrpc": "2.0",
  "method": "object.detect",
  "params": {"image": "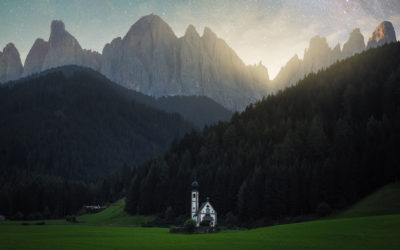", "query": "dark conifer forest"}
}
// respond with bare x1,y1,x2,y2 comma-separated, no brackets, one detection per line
0,68,195,218
125,43,400,225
